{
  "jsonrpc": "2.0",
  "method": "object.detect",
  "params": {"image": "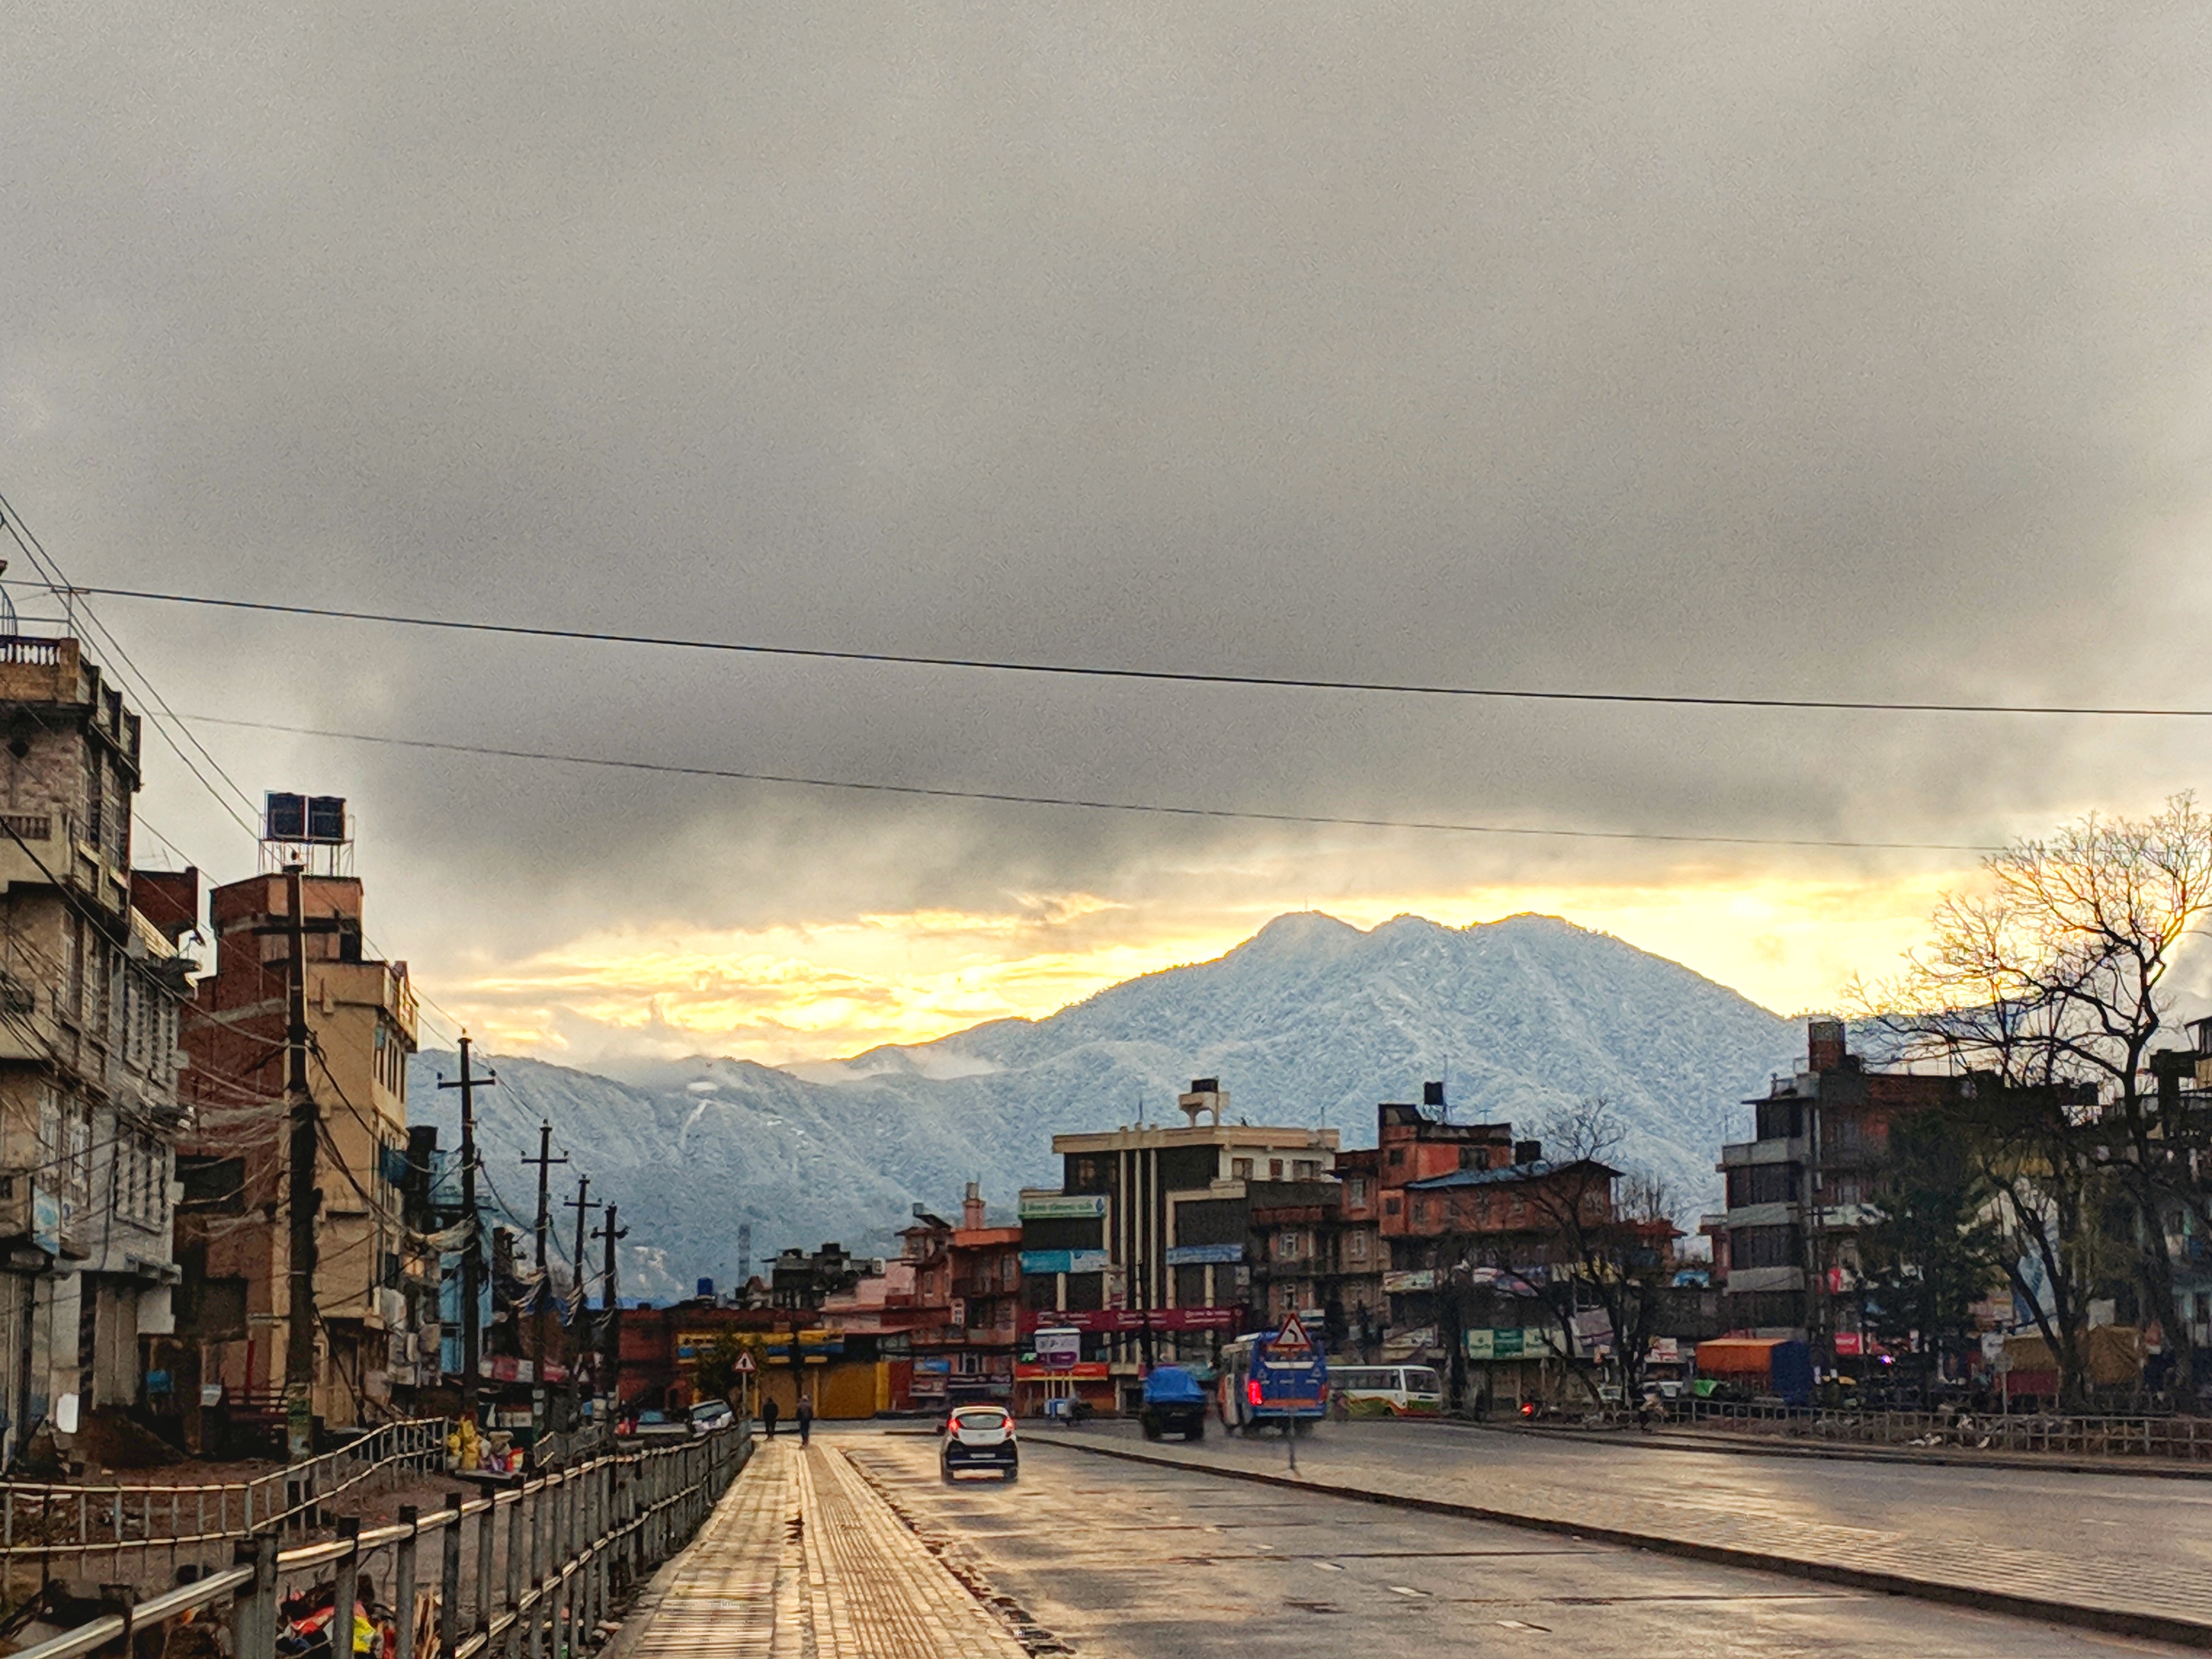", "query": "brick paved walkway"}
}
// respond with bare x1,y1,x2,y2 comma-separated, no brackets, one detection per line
1040,1430,2212,1647
622,1440,1026,1659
